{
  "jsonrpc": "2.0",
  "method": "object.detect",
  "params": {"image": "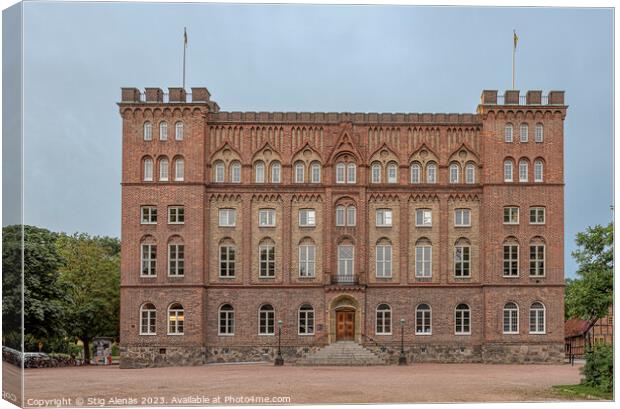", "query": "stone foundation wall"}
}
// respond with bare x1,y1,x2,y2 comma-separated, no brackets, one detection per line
206,345,323,364
120,346,205,369
481,343,565,364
